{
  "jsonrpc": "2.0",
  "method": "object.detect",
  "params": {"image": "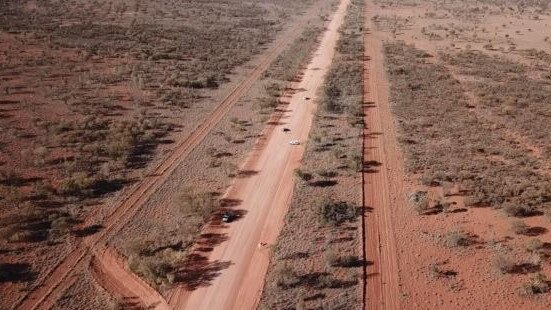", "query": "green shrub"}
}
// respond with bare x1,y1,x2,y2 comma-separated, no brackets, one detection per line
294,169,313,182
503,203,536,217
0,170,19,186
526,238,544,253
410,191,429,214
325,248,339,267
319,200,357,226
316,169,338,178
58,172,94,196
494,254,516,274
128,254,173,287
